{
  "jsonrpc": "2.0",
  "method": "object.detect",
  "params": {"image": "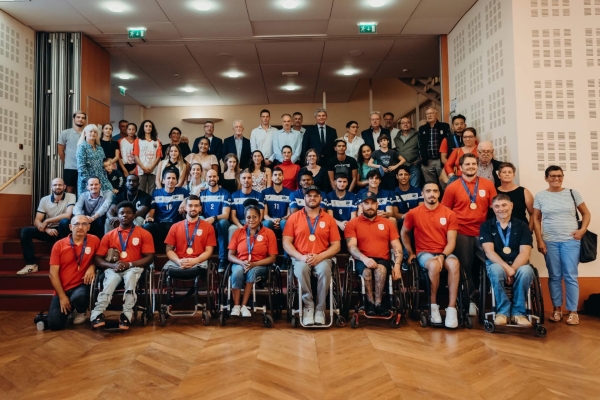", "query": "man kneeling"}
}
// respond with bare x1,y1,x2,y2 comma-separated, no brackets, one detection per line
480,194,534,327
91,202,155,329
